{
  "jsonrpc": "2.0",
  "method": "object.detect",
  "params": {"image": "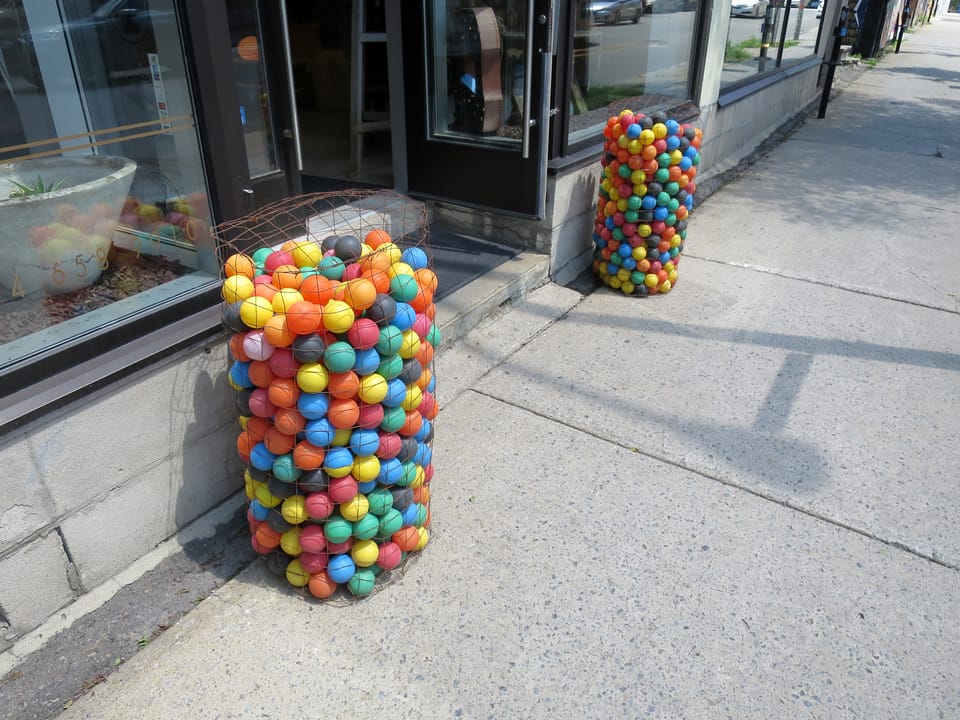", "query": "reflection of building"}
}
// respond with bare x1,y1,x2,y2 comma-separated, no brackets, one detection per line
0,0,938,648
